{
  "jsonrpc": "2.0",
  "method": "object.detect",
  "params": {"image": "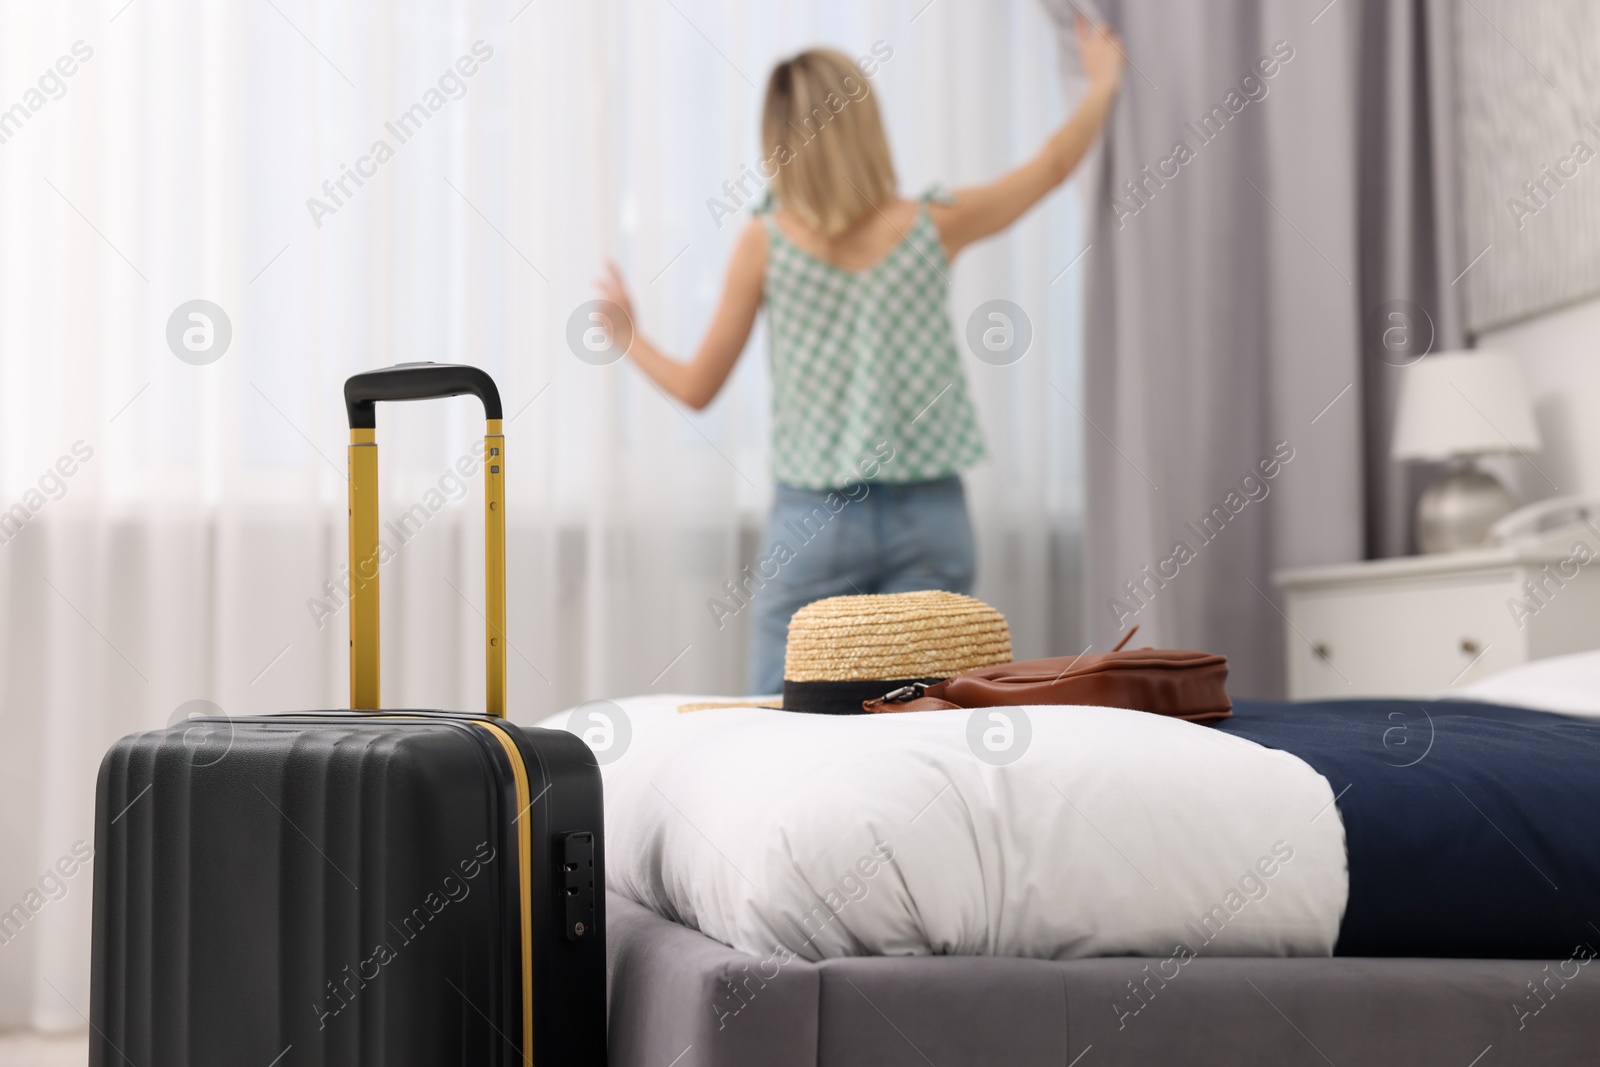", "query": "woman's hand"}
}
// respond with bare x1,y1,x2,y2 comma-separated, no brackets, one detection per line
588,221,765,409
595,260,637,355
1076,14,1125,97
